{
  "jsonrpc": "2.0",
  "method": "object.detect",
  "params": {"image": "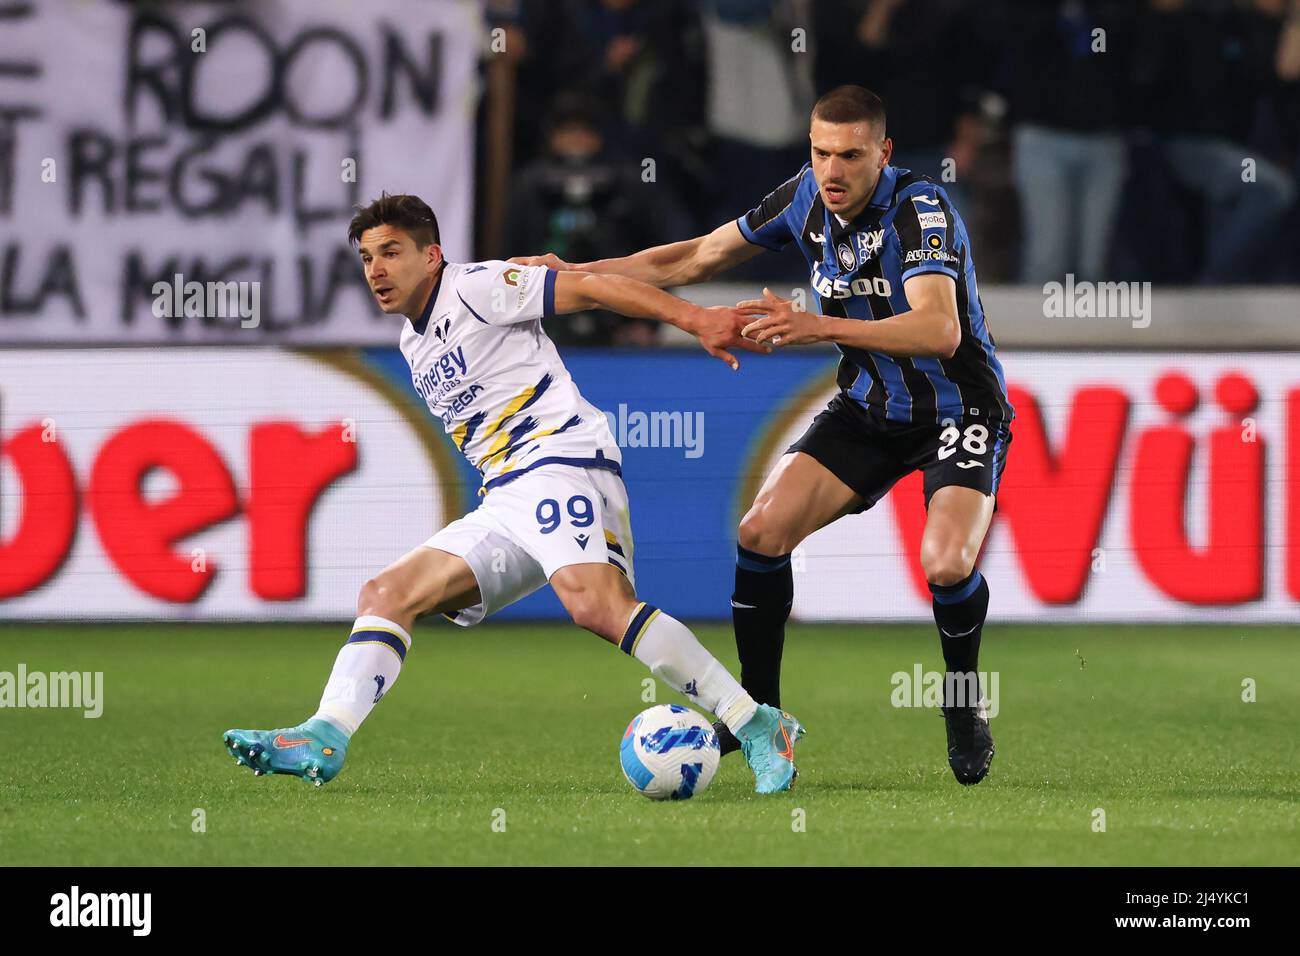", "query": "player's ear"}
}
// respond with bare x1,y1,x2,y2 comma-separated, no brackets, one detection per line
425,242,443,274
880,137,893,168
